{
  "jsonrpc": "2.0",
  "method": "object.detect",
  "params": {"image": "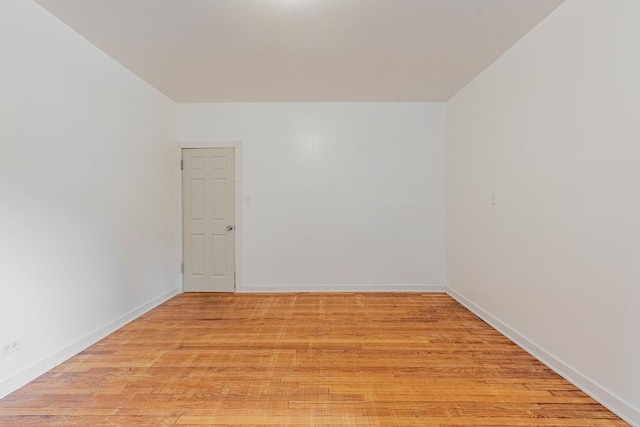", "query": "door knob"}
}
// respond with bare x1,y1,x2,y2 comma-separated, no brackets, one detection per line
227,225,234,232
